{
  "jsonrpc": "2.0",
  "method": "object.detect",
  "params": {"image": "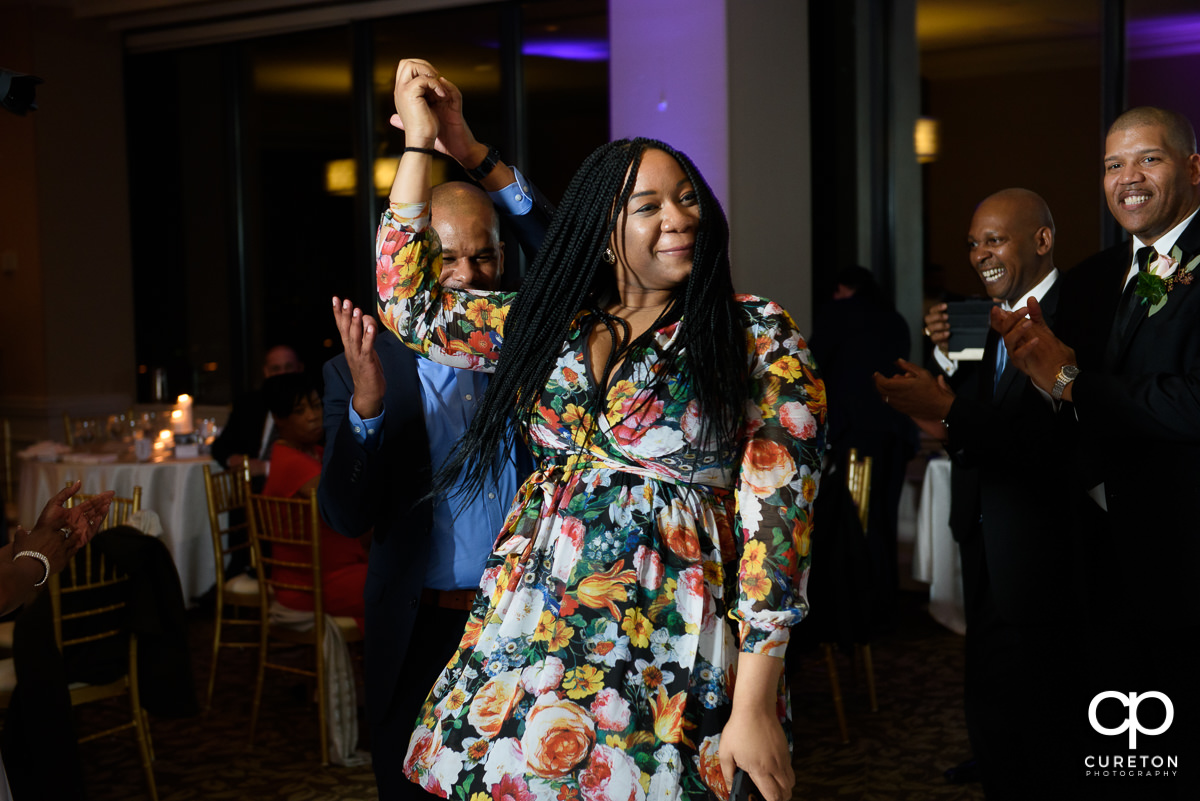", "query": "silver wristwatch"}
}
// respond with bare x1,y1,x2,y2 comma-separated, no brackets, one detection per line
1051,364,1081,401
